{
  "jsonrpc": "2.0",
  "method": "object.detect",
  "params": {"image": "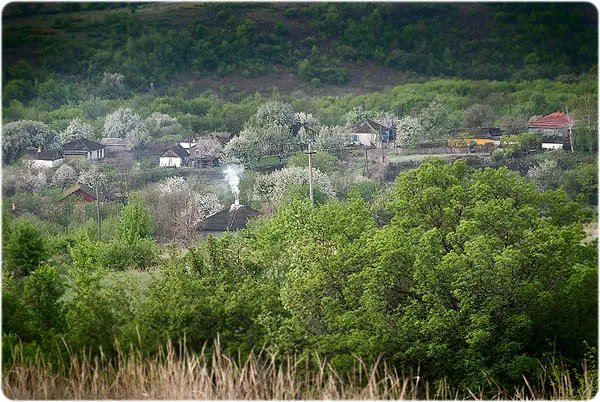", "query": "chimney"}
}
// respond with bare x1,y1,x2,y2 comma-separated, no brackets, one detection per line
229,200,241,213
